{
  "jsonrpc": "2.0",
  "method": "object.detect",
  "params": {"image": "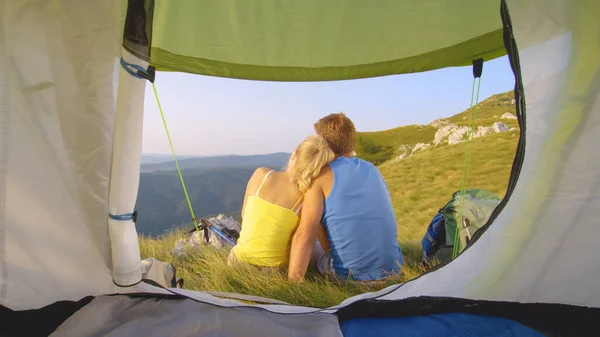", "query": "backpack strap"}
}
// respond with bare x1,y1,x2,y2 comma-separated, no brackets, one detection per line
255,170,274,197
